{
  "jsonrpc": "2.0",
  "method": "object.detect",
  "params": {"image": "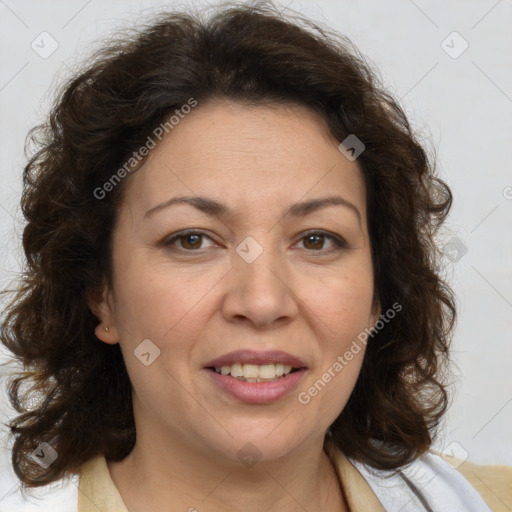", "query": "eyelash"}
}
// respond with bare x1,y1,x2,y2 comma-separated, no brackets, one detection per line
161,229,348,255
